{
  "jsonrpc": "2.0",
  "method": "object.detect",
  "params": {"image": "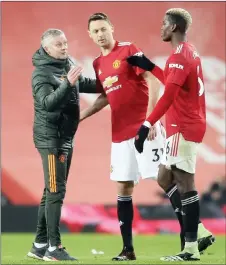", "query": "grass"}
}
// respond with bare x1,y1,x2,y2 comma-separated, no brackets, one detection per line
1,233,225,264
